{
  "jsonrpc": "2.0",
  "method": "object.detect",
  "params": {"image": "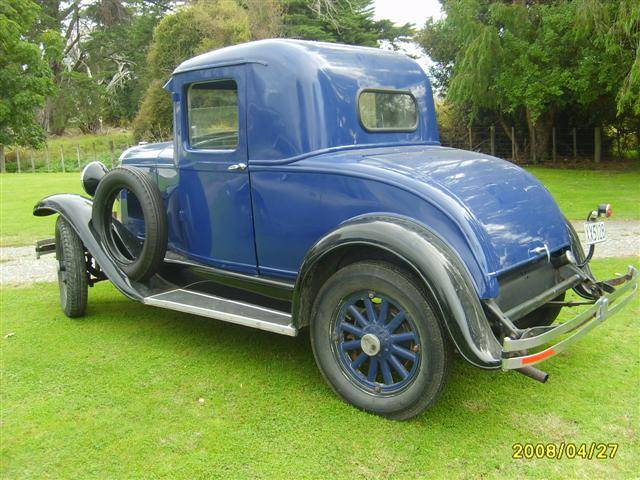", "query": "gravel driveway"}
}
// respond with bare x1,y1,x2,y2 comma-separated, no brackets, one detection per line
1,221,638,286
